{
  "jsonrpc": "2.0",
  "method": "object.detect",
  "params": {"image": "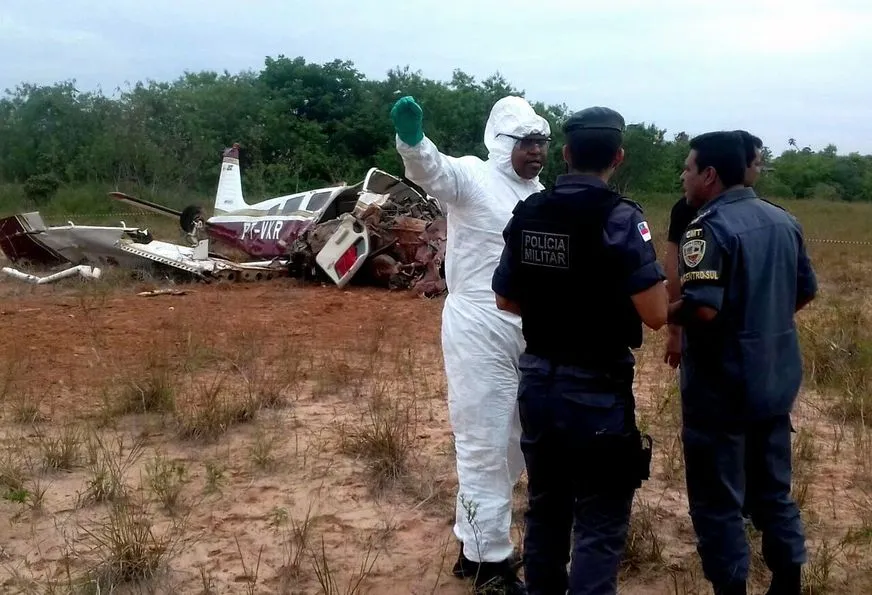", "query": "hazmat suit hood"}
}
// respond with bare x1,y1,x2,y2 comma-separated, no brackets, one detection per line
484,96,551,183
